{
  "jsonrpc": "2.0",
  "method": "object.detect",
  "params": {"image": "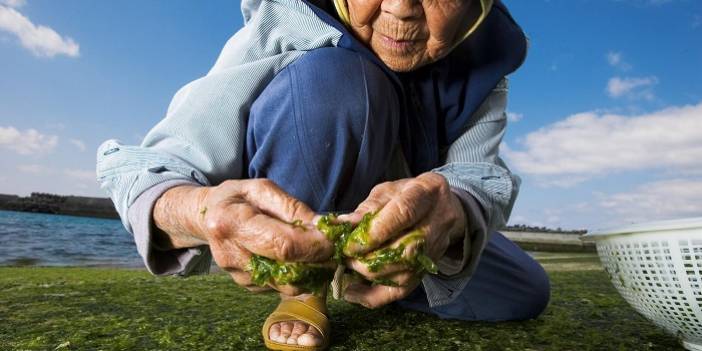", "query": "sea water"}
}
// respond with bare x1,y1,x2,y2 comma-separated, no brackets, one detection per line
0,210,142,267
